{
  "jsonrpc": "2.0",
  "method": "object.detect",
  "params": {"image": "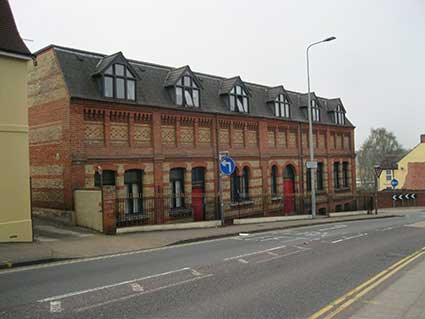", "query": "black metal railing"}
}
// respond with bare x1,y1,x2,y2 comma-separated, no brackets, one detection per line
115,191,371,227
